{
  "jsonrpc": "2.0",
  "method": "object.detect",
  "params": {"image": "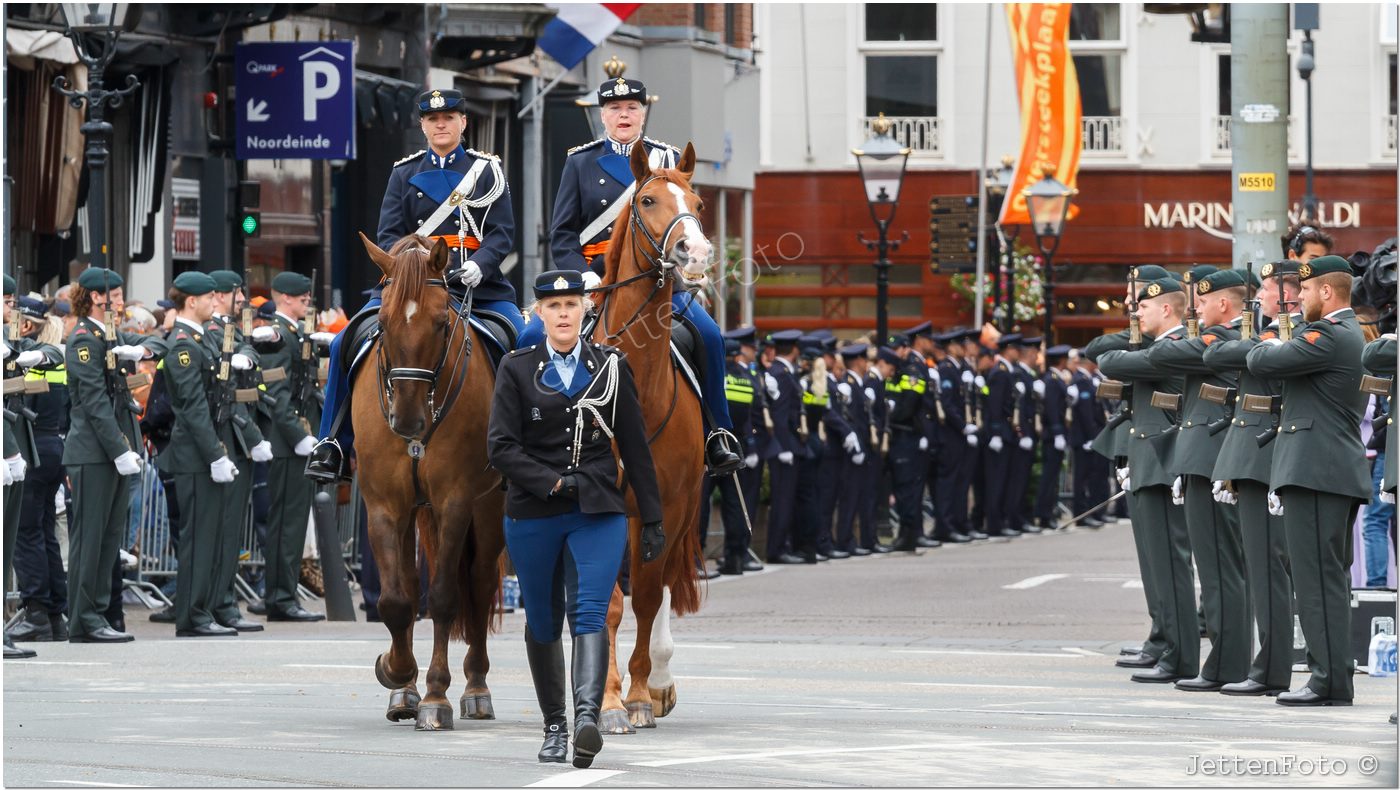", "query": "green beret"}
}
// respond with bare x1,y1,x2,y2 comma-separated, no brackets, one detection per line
1137,277,1183,302
271,271,311,296
1133,265,1171,282
1195,269,1247,295
1189,264,1219,283
77,267,124,292
209,270,243,293
1259,260,1300,279
172,271,217,296
1297,254,1352,282
3,274,14,295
